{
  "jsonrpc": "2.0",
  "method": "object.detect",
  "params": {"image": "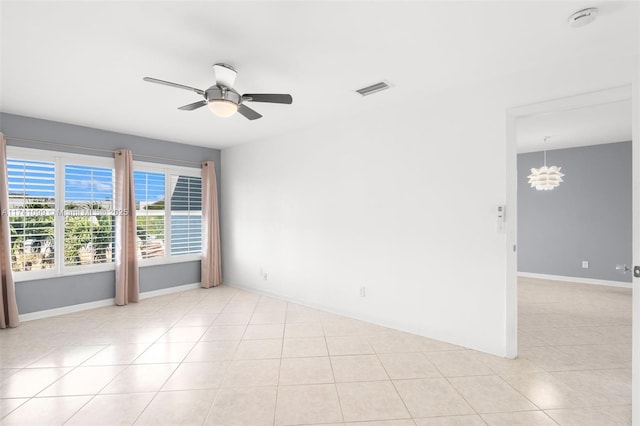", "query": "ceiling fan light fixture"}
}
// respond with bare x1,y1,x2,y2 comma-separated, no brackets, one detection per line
213,63,238,89
208,100,238,117
144,63,292,120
